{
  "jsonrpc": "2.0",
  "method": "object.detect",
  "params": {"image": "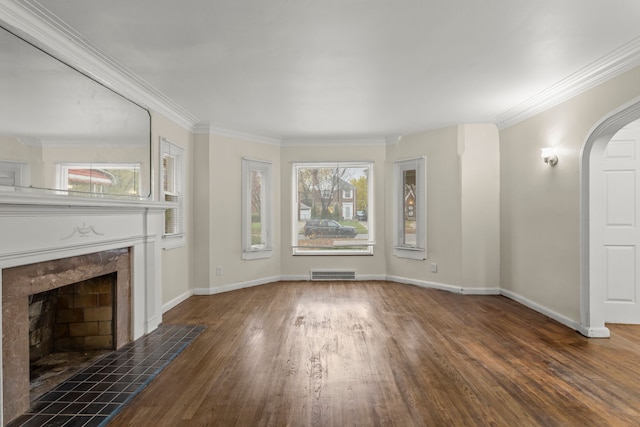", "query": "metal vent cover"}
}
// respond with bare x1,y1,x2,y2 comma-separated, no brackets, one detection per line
310,270,356,281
